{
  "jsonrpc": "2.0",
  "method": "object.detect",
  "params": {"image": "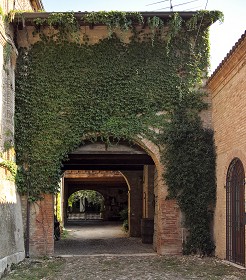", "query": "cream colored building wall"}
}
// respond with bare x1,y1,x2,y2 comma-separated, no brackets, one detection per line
0,0,34,13
207,35,246,261
0,0,41,277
